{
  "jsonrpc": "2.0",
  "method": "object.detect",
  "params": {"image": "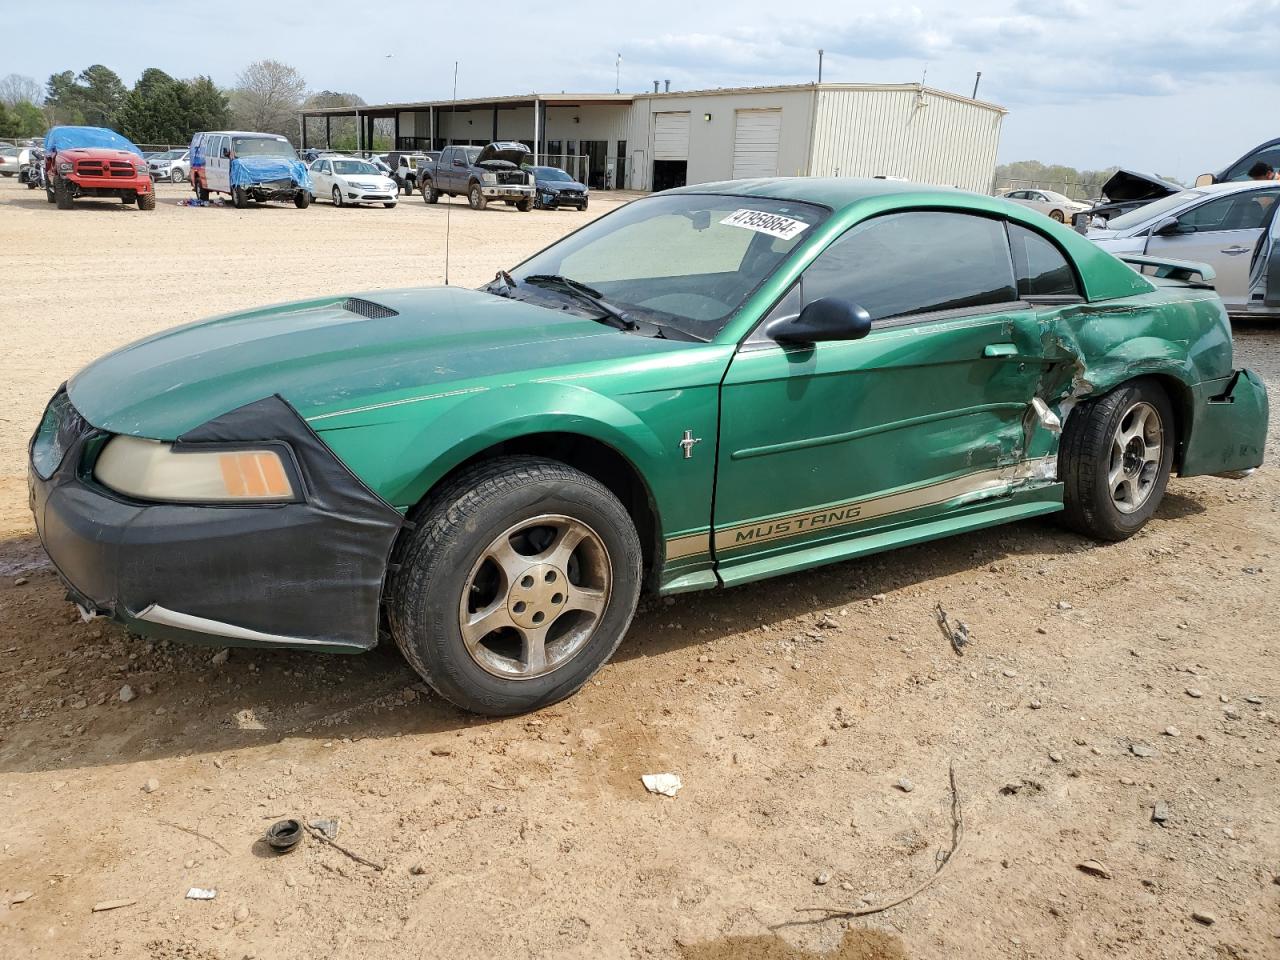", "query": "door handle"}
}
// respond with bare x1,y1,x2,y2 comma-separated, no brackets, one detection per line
1221,245,1251,256
983,343,1019,358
